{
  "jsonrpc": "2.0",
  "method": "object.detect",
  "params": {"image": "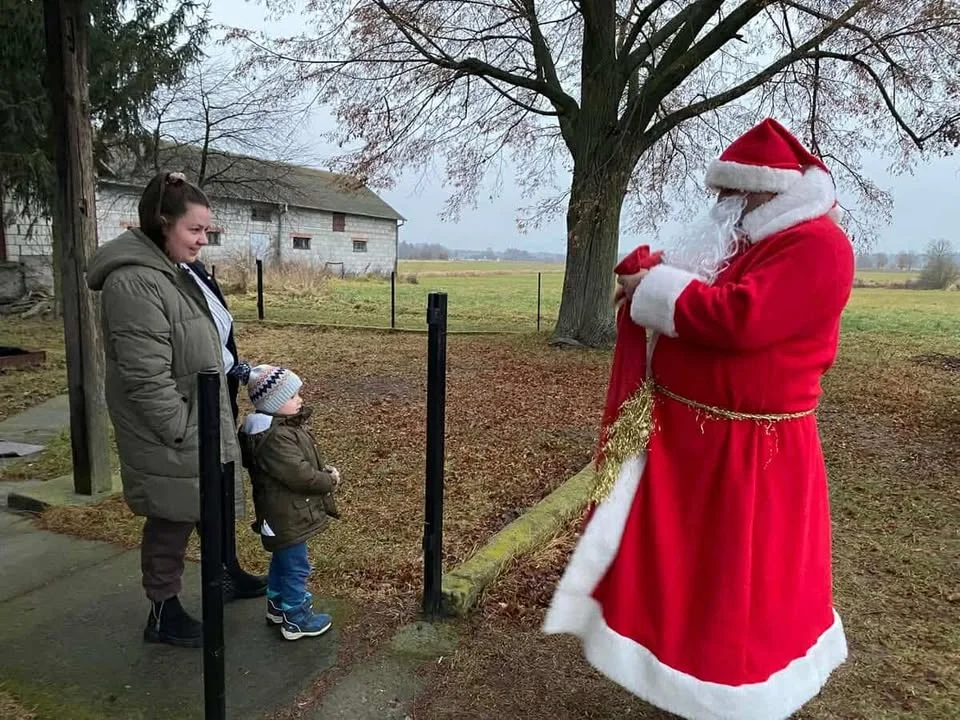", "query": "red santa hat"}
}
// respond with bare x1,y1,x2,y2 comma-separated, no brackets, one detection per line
705,118,842,224
705,118,830,193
